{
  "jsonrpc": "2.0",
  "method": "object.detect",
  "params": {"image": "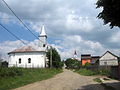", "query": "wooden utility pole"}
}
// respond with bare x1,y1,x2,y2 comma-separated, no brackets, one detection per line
50,46,52,68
